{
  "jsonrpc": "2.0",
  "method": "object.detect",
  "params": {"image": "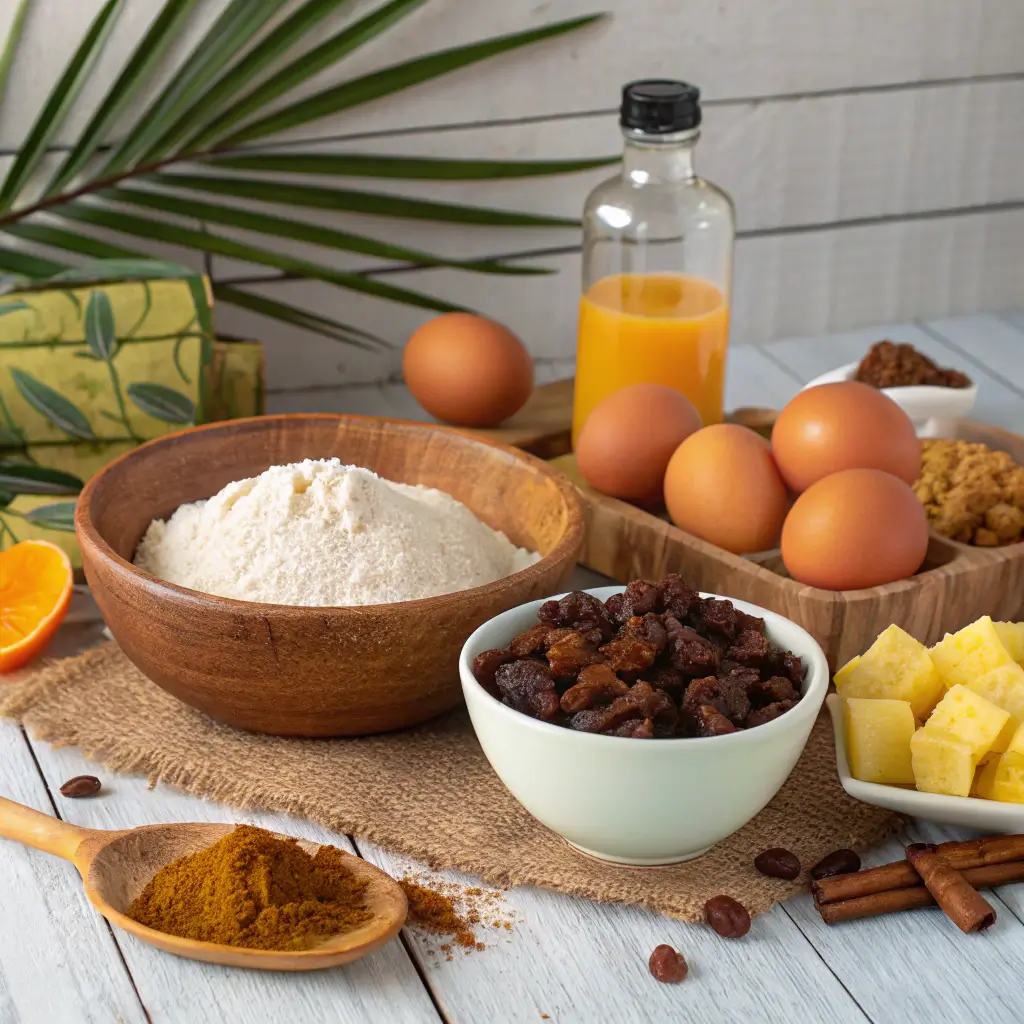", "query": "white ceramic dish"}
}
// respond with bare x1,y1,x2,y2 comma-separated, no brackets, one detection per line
460,587,829,866
827,693,1024,831
803,362,978,438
